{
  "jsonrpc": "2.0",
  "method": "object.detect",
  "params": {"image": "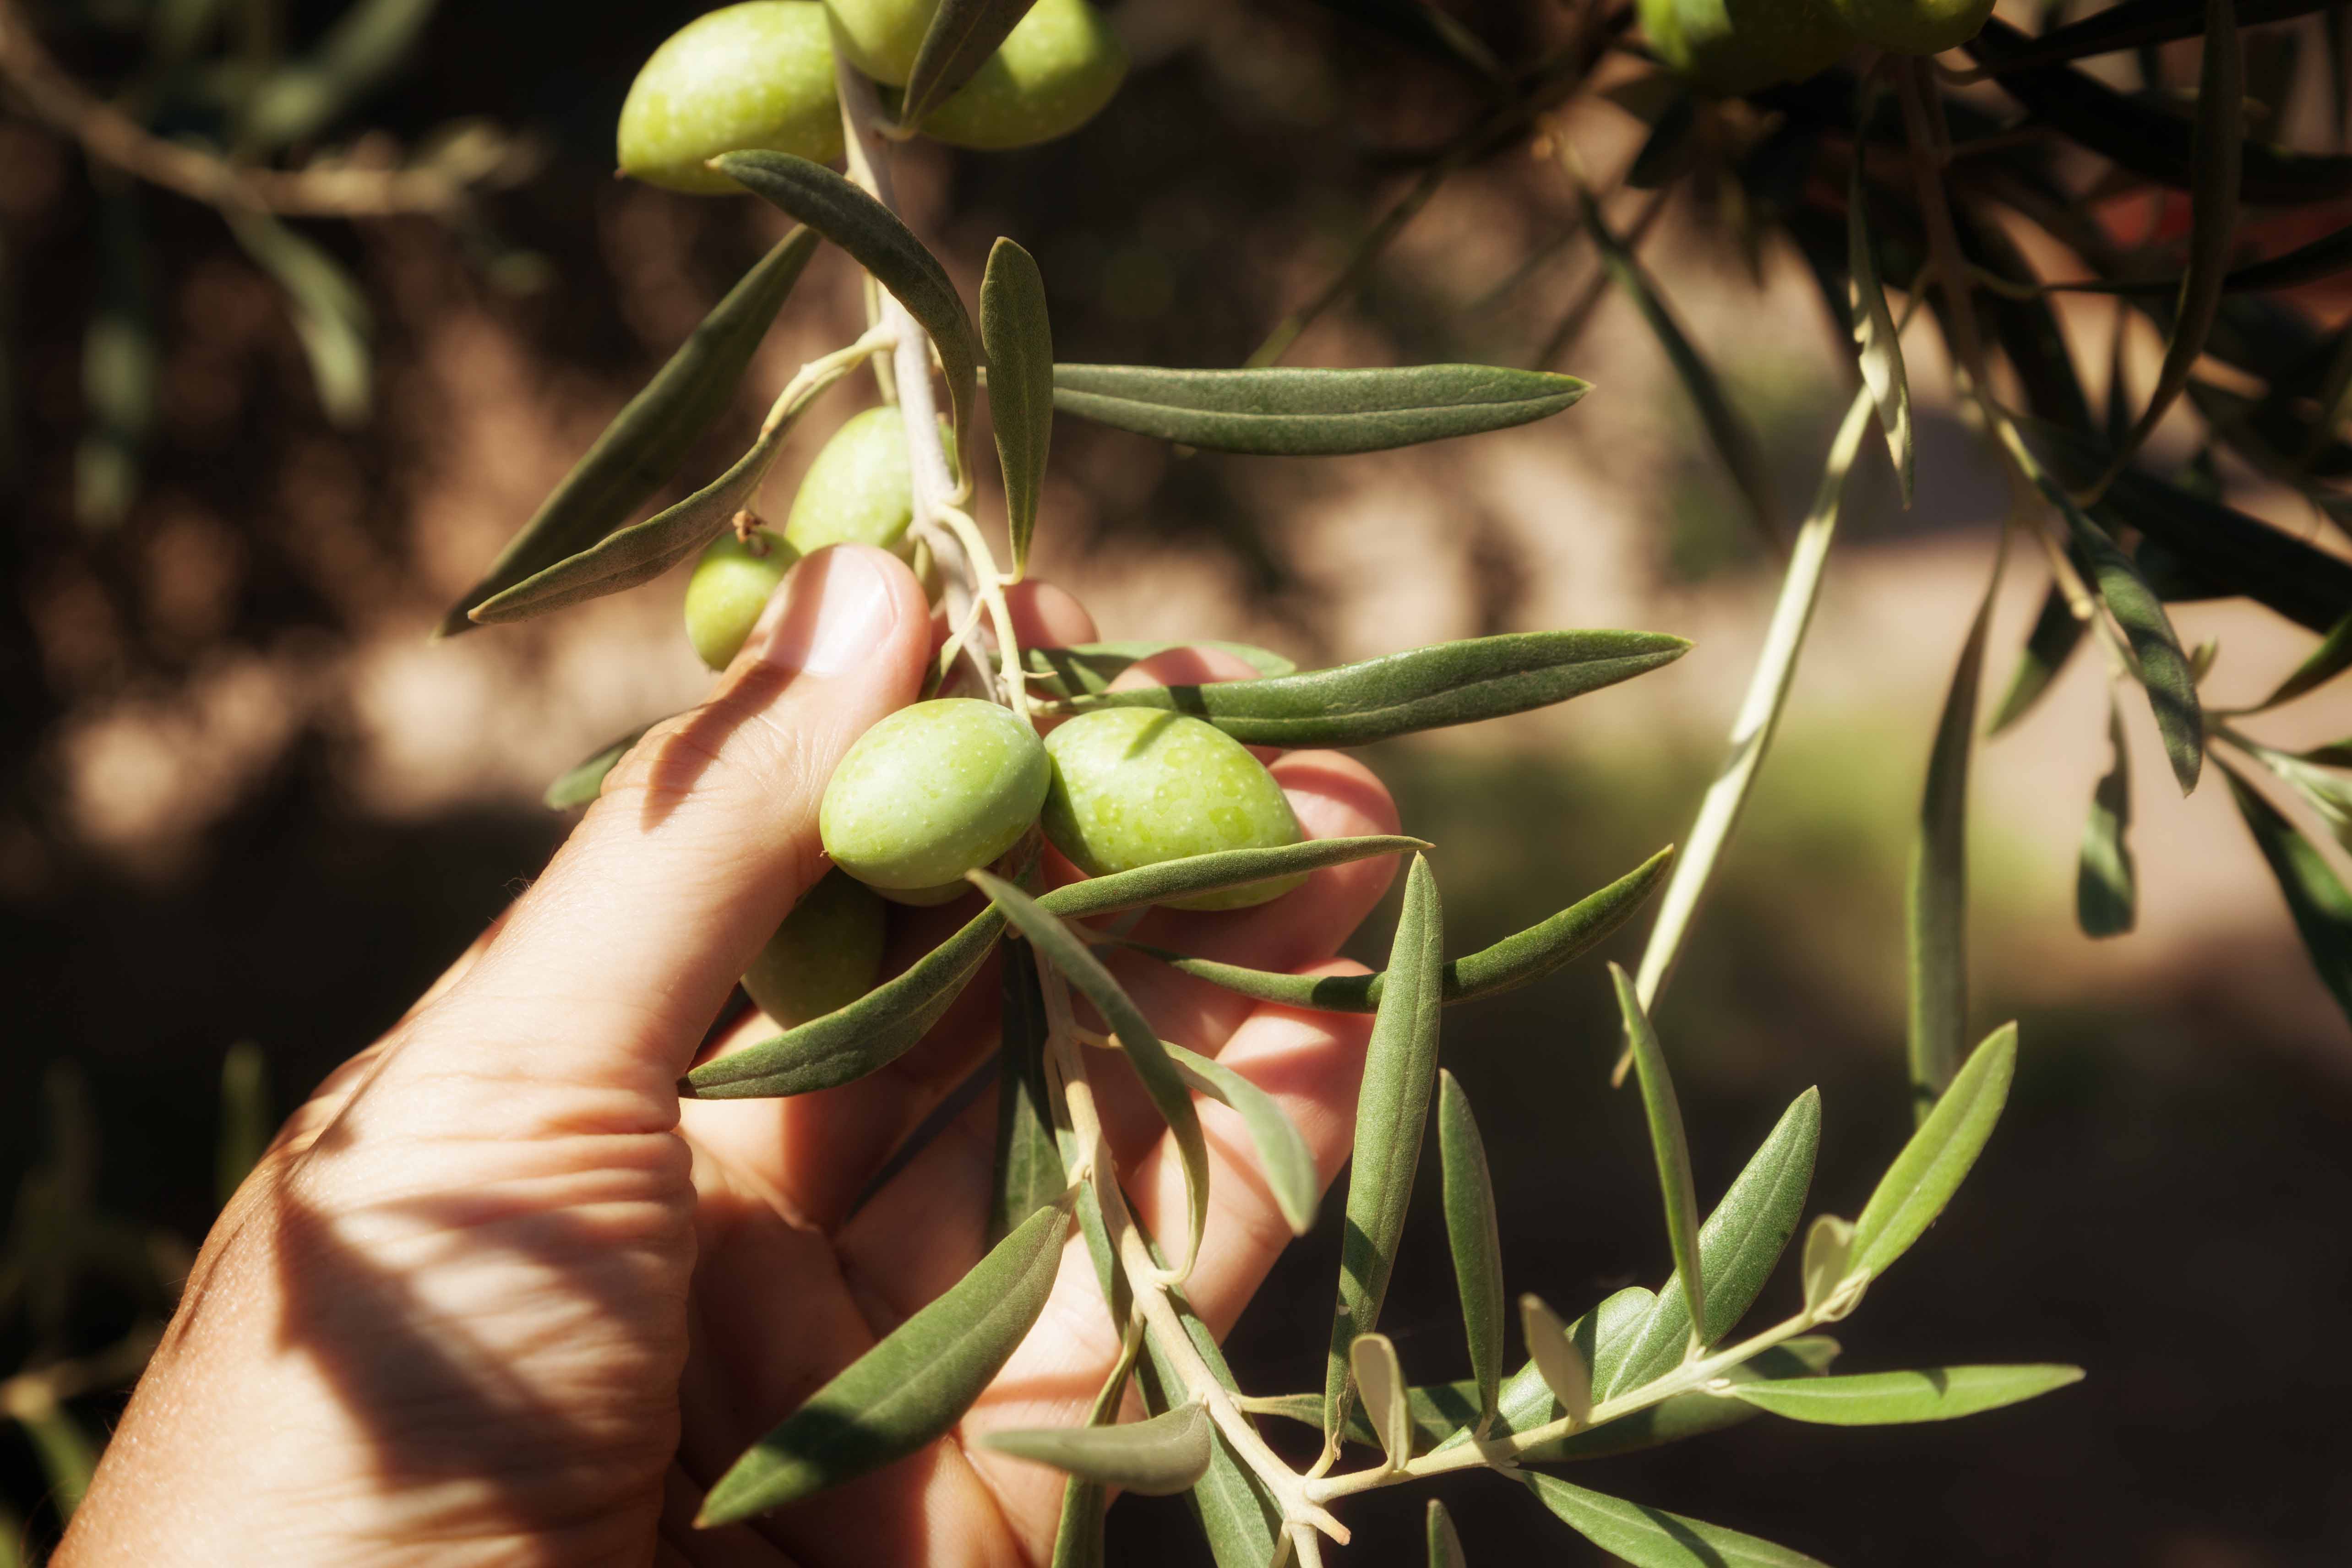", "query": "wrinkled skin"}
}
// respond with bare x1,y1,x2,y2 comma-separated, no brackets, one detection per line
58,544,1401,1568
